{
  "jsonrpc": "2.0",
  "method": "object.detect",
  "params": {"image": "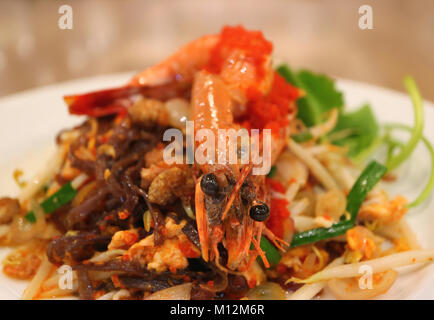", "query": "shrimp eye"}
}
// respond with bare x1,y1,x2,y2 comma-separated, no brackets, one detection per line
249,202,270,221
201,173,219,196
